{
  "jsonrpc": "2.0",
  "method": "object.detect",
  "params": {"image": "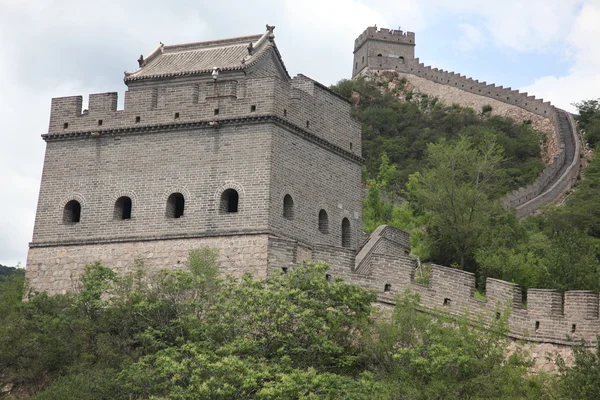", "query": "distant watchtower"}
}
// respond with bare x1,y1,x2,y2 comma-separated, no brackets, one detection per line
352,26,415,78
